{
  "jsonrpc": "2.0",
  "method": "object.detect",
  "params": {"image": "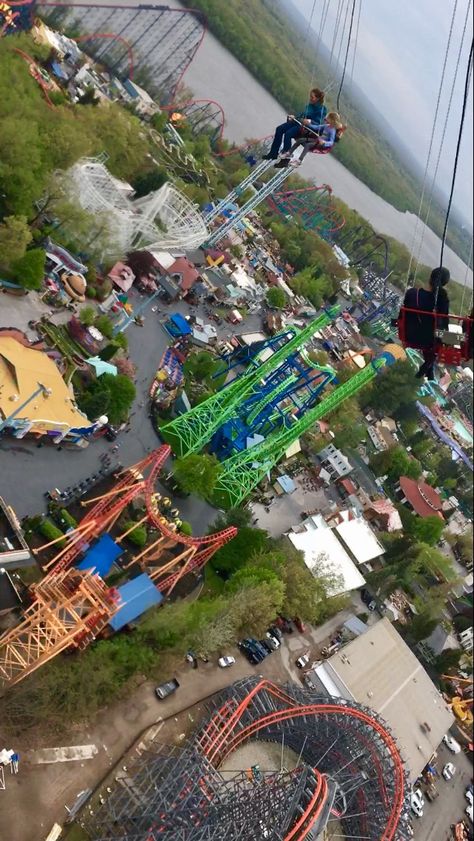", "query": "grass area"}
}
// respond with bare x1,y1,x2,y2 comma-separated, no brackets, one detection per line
39,323,85,361
203,562,226,595
61,826,89,841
